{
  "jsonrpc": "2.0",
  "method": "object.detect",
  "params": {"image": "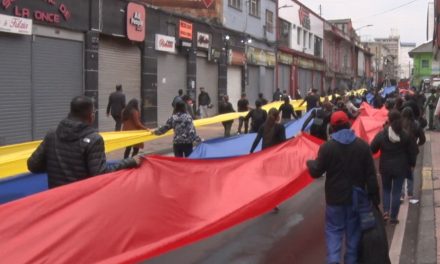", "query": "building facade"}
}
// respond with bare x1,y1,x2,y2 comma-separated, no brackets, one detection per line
144,0,277,108
0,0,91,145
374,36,400,80
278,0,325,97
409,41,435,87
399,42,416,80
